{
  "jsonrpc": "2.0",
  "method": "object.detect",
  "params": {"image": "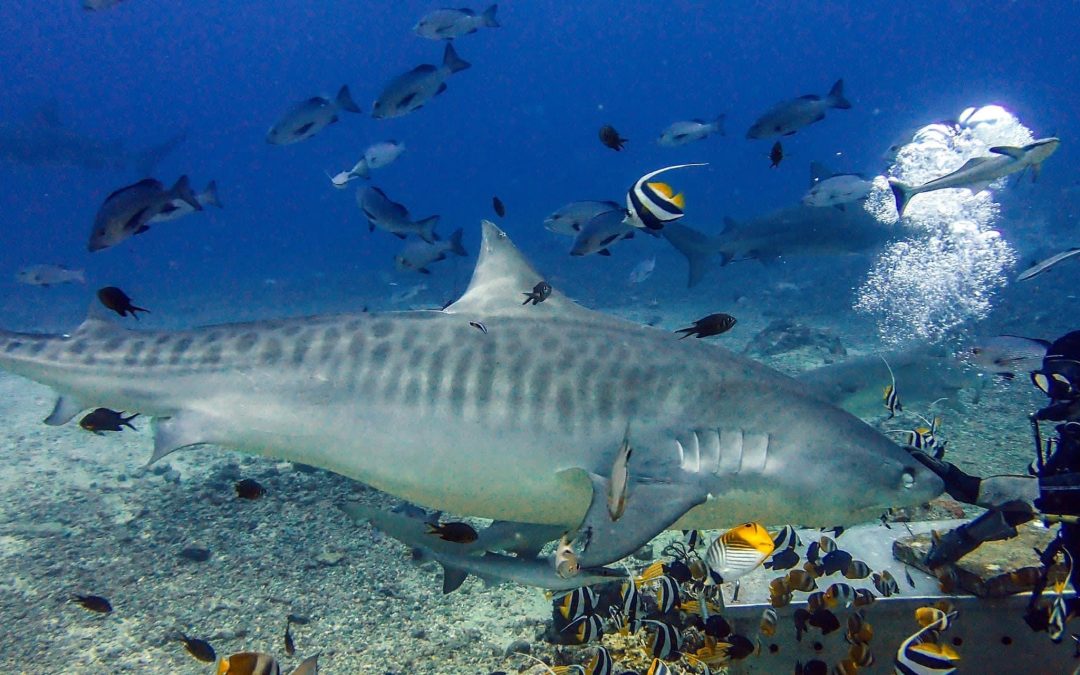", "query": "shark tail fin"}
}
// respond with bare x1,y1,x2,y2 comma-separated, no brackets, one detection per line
827,79,851,110
134,130,187,176
481,4,499,28
335,85,362,114
443,43,471,74
662,222,727,288
201,181,222,209
887,178,914,217
417,215,440,244
446,228,467,257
